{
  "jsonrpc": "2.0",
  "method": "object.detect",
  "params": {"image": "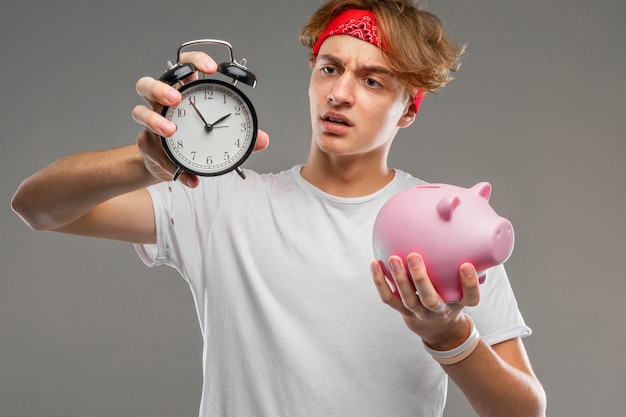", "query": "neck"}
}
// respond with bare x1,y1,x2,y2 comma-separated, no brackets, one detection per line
300,152,394,197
